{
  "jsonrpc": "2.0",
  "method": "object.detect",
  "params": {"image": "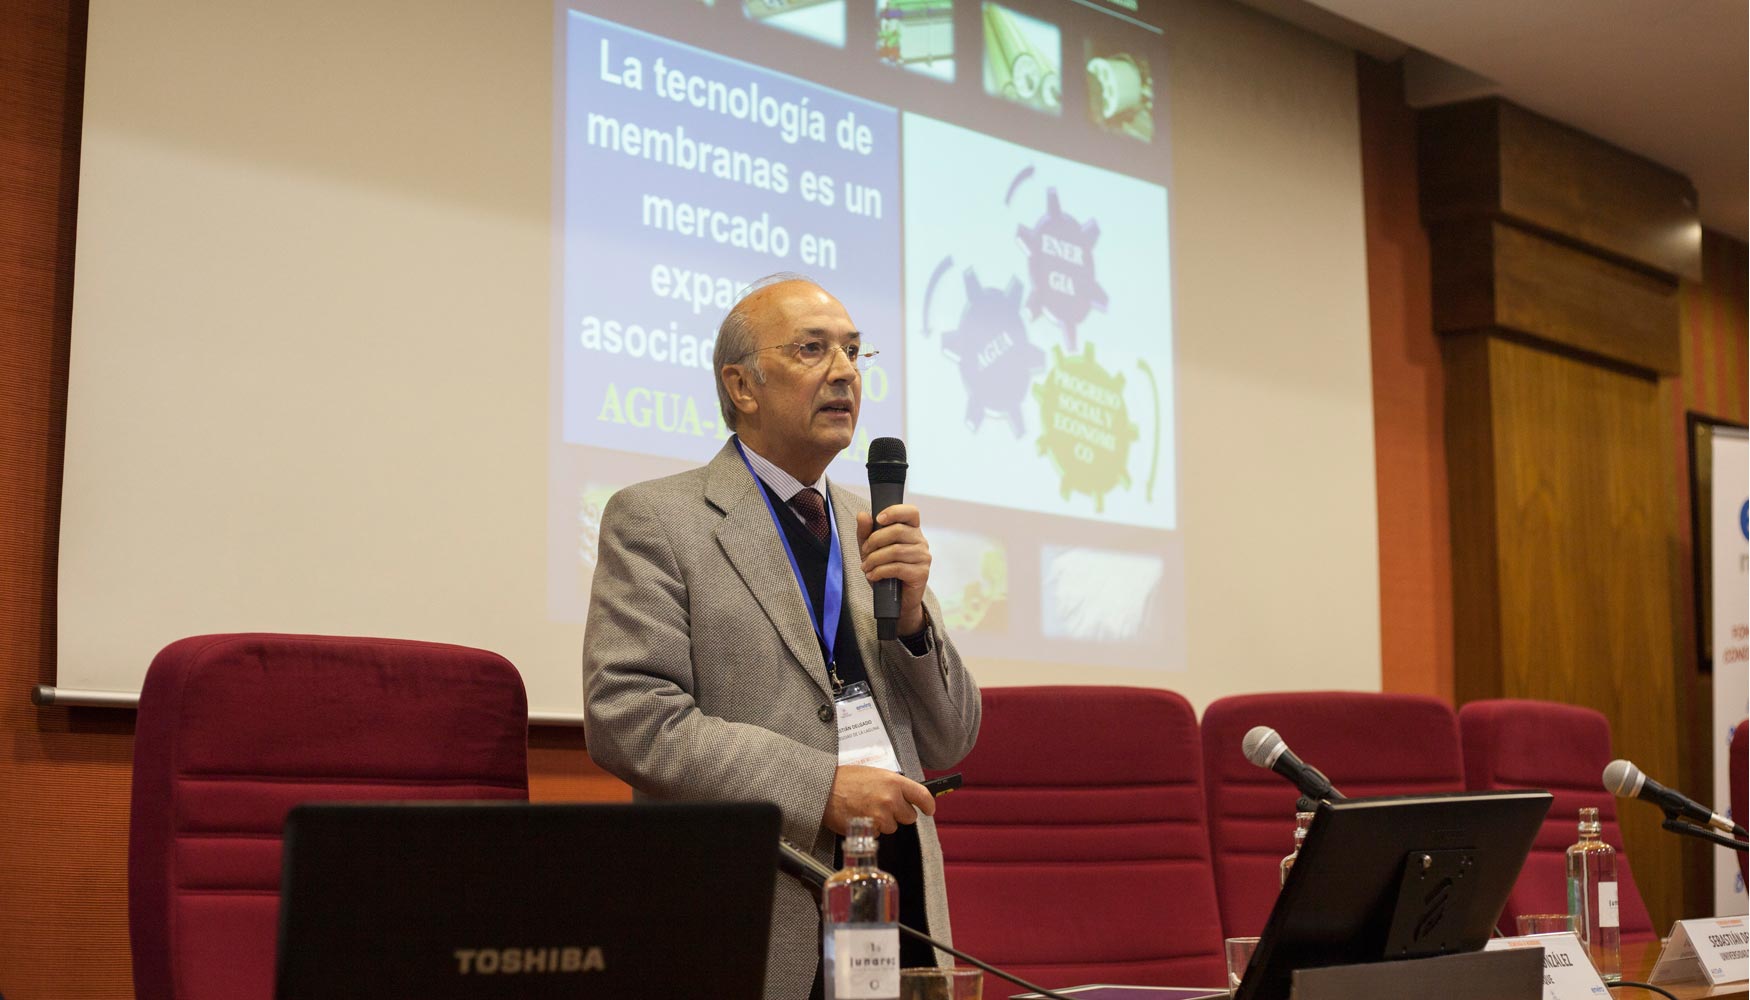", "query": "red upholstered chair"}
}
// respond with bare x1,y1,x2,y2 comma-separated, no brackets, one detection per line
1733,717,1748,886
128,633,529,1000
930,686,1227,994
1199,691,1465,939
1458,699,1655,942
